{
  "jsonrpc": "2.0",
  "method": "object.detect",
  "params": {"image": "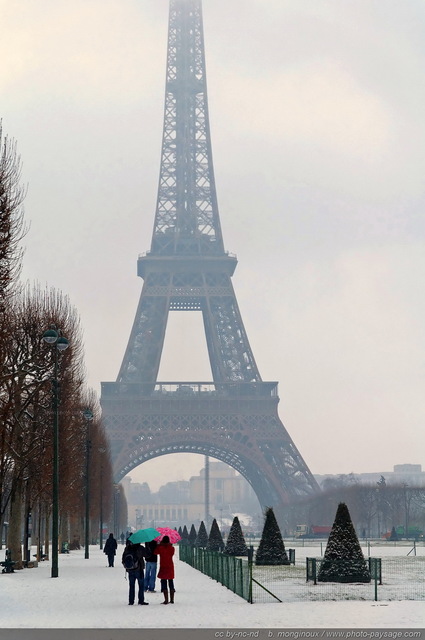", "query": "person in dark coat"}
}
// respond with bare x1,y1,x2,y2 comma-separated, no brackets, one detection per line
144,539,158,592
122,541,148,605
154,535,175,604
103,533,117,567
